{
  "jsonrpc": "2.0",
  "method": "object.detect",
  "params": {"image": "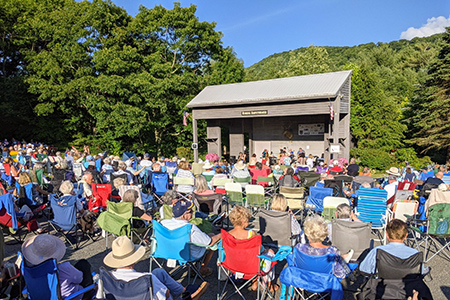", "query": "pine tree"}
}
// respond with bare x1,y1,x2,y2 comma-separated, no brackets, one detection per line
411,28,450,159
